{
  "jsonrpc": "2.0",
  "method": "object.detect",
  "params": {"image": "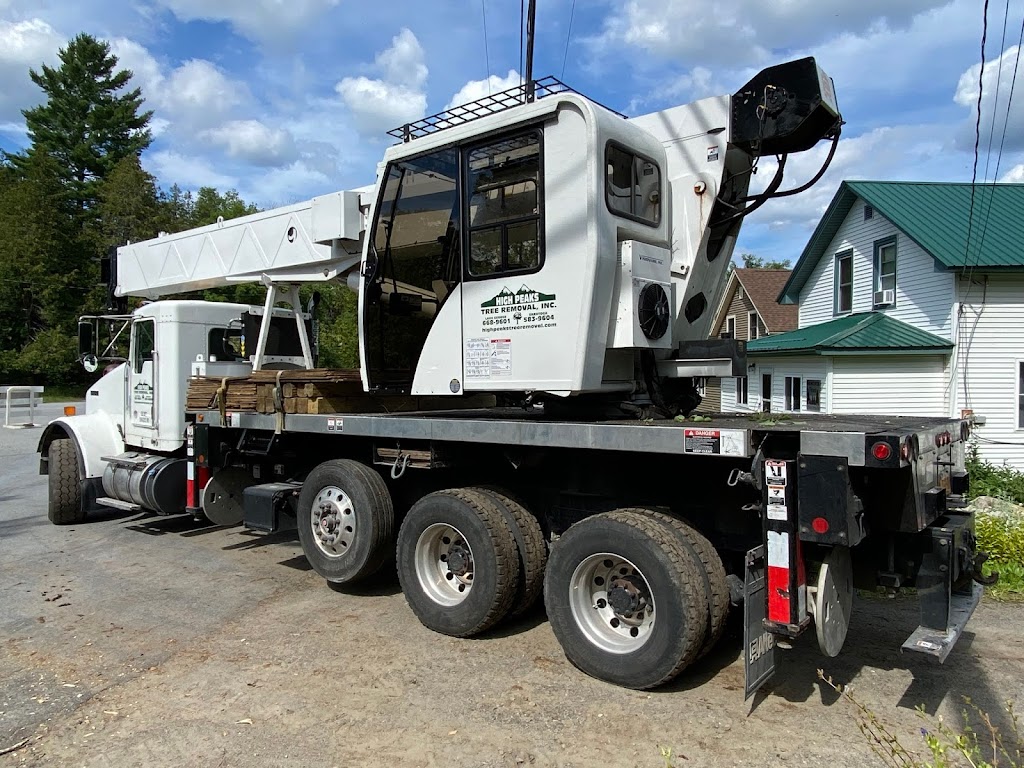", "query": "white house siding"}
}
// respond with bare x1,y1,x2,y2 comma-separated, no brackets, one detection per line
831,356,948,416
798,199,955,339
953,274,1024,469
722,356,827,414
